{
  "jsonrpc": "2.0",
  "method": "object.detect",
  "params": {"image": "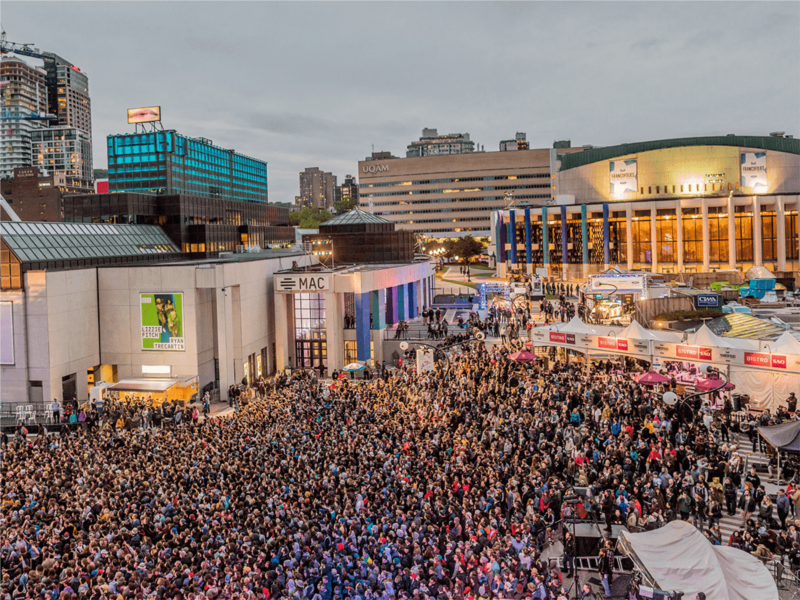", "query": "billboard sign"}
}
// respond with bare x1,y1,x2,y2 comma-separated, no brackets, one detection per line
744,352,787,369
696,293,720,308
590,274,645,294
0,302,13,364
141,293,185,351
549,332,576,345
598,336,629,351
127,106,162,124
609,159,637,196
740,152,767,191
